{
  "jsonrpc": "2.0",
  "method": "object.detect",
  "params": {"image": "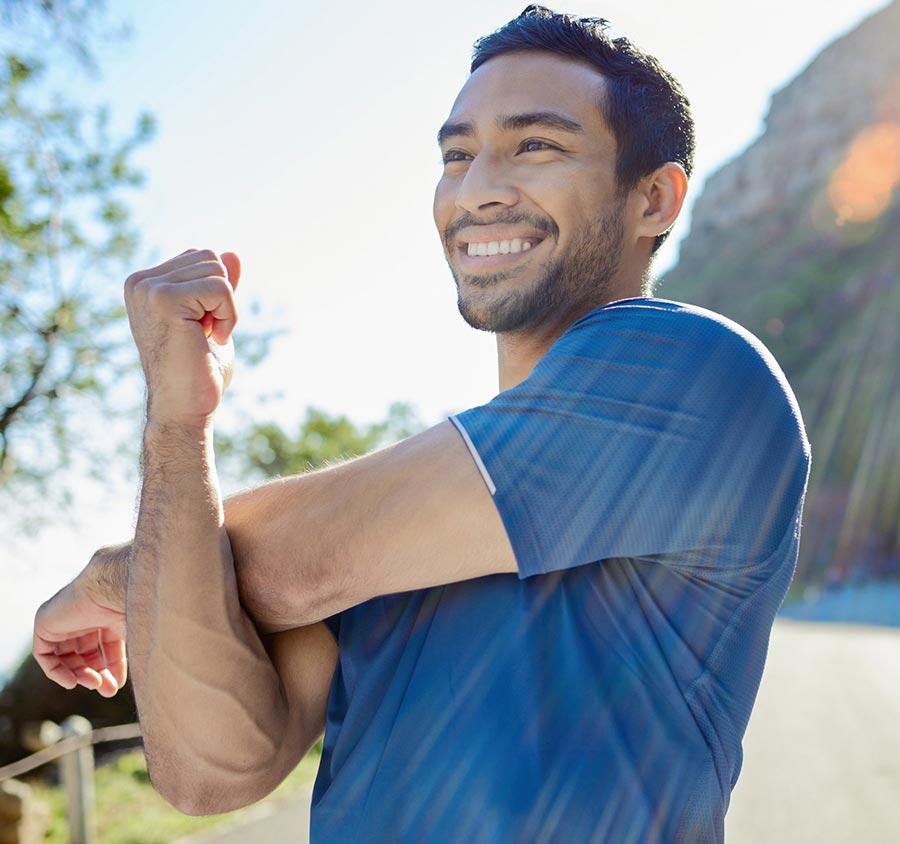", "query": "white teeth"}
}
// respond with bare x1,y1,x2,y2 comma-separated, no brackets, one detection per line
466,238,536,256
